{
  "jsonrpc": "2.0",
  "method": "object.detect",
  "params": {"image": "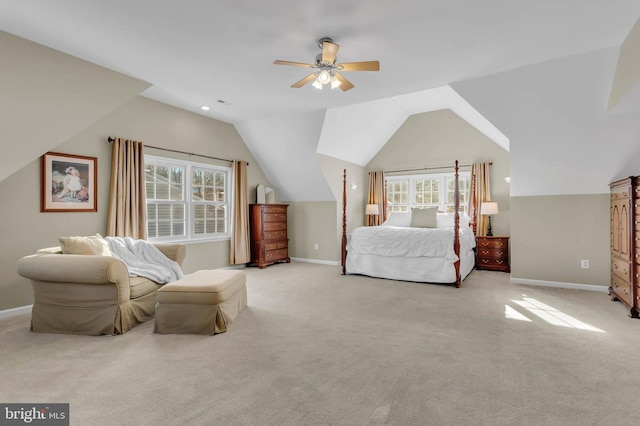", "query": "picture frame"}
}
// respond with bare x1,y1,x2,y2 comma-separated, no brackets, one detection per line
41,151,97,212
